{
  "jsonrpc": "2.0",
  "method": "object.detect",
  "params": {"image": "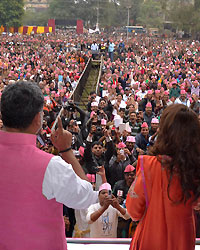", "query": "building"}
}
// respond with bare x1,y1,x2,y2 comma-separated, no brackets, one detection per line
24,0,49,12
